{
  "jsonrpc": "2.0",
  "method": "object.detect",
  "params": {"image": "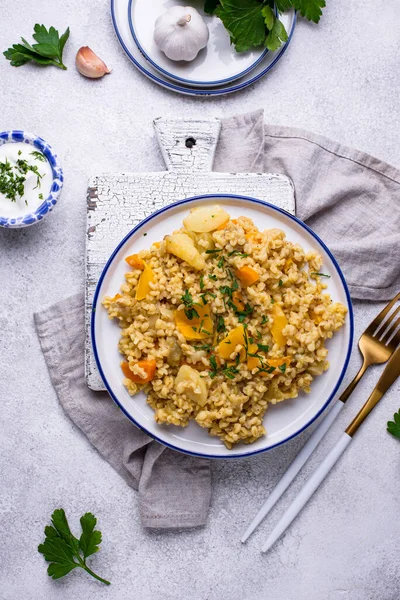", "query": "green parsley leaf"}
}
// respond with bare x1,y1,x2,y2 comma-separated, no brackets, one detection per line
265,15,288,51
227,250,249,258
208,274,218,281
200,275,205,290
194,343,213,352
279,363,287,374
218,256,225,268
261,315,269,324
205,248,223,254
215,0,266,53
4,24,70,70
387,409,400,439
31,150,46,162
311,272,331,278
38,509,110,585
278,279,283,287
261,5,275,31
216,315,226,333
181,289,200,320
292,0,326,24
257,343,270,352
